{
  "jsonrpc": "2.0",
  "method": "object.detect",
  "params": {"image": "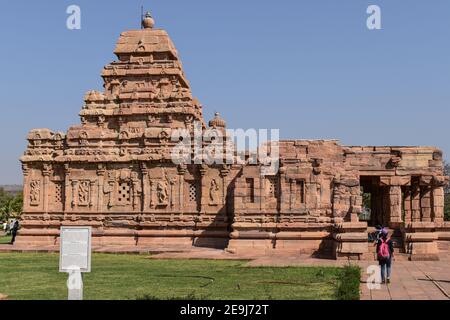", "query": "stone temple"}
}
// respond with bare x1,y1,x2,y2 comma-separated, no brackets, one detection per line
19,13,449,260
